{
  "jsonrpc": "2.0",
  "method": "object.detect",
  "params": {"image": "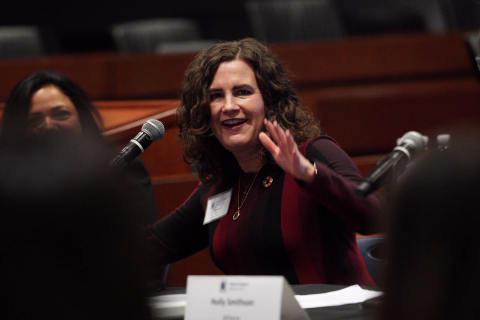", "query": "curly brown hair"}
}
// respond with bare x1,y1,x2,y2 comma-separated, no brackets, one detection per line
177,38,321,182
